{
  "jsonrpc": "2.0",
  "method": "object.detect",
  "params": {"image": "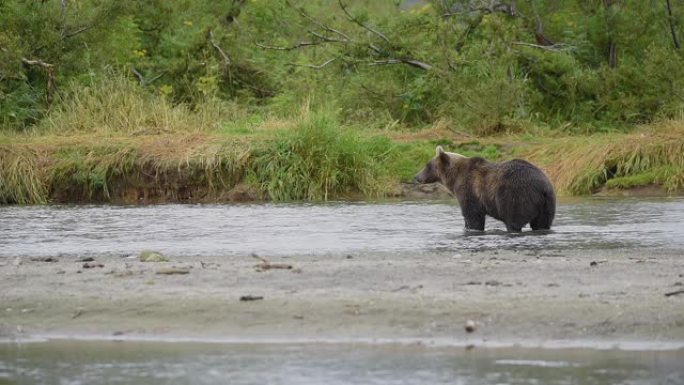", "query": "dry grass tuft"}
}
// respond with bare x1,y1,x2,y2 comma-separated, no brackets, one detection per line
38,75,245,135
0,146,48,204
527,121,684,194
